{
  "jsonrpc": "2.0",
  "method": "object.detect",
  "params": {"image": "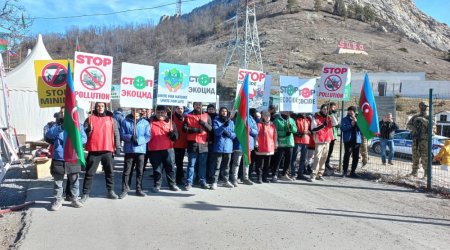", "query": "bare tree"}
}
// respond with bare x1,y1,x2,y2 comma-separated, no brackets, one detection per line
0,0,32,41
